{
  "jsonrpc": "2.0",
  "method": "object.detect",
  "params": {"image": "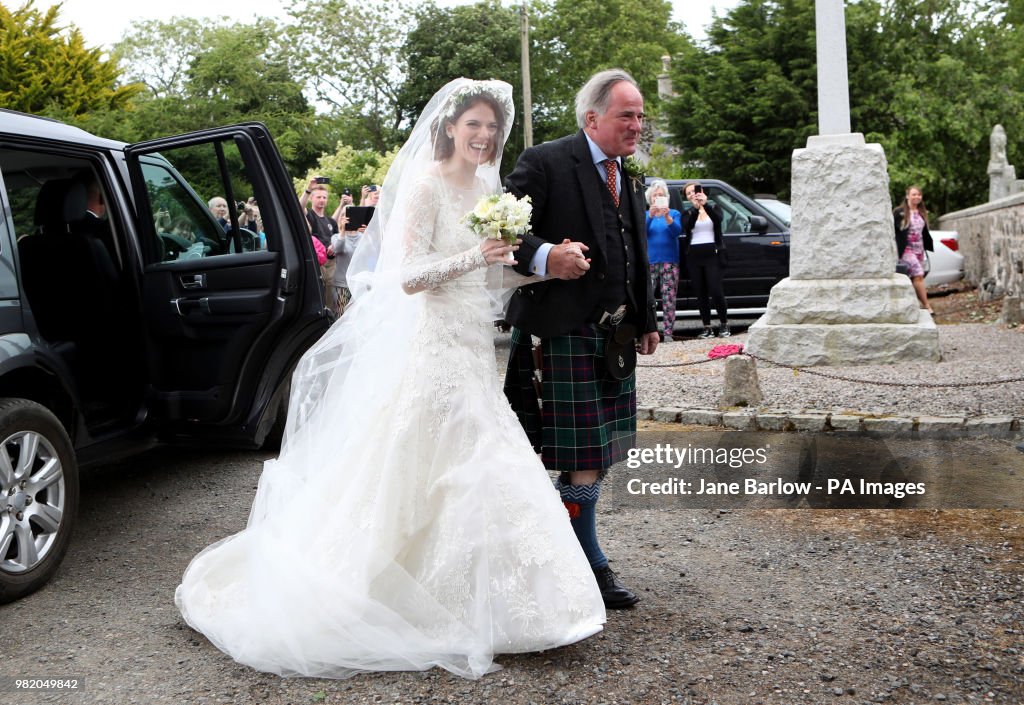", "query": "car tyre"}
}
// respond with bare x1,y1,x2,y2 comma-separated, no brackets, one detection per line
0,398,78,603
